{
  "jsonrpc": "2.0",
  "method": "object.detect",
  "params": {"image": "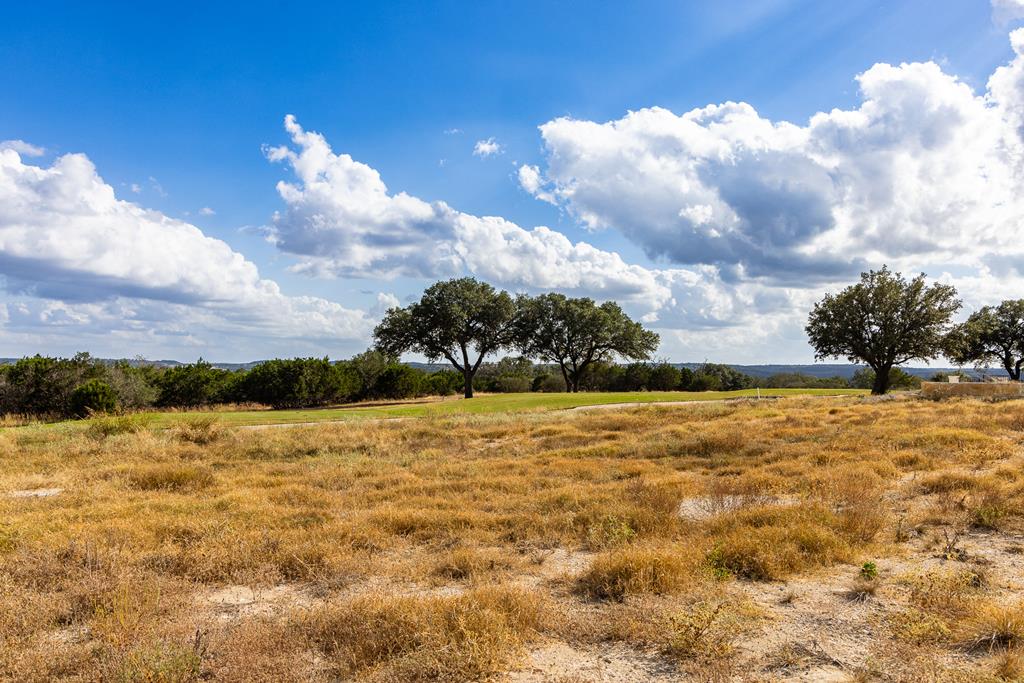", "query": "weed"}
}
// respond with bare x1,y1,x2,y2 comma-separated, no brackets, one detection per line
662,601,734,661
